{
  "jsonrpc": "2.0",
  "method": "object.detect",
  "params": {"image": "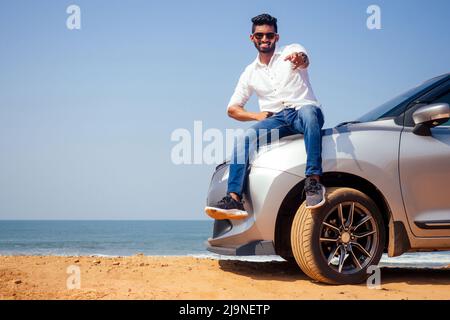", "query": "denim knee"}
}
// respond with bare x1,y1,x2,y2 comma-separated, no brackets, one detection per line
299,105,323,127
